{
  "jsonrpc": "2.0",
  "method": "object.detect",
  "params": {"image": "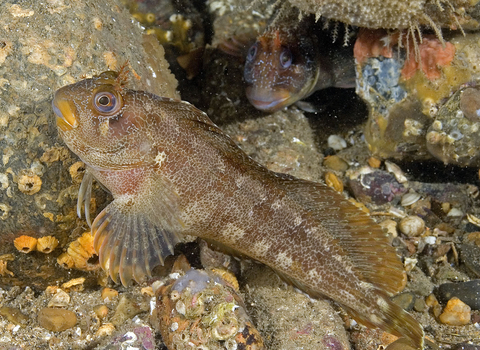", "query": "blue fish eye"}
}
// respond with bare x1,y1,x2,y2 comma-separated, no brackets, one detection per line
279,48,292,68
93,90,122,115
